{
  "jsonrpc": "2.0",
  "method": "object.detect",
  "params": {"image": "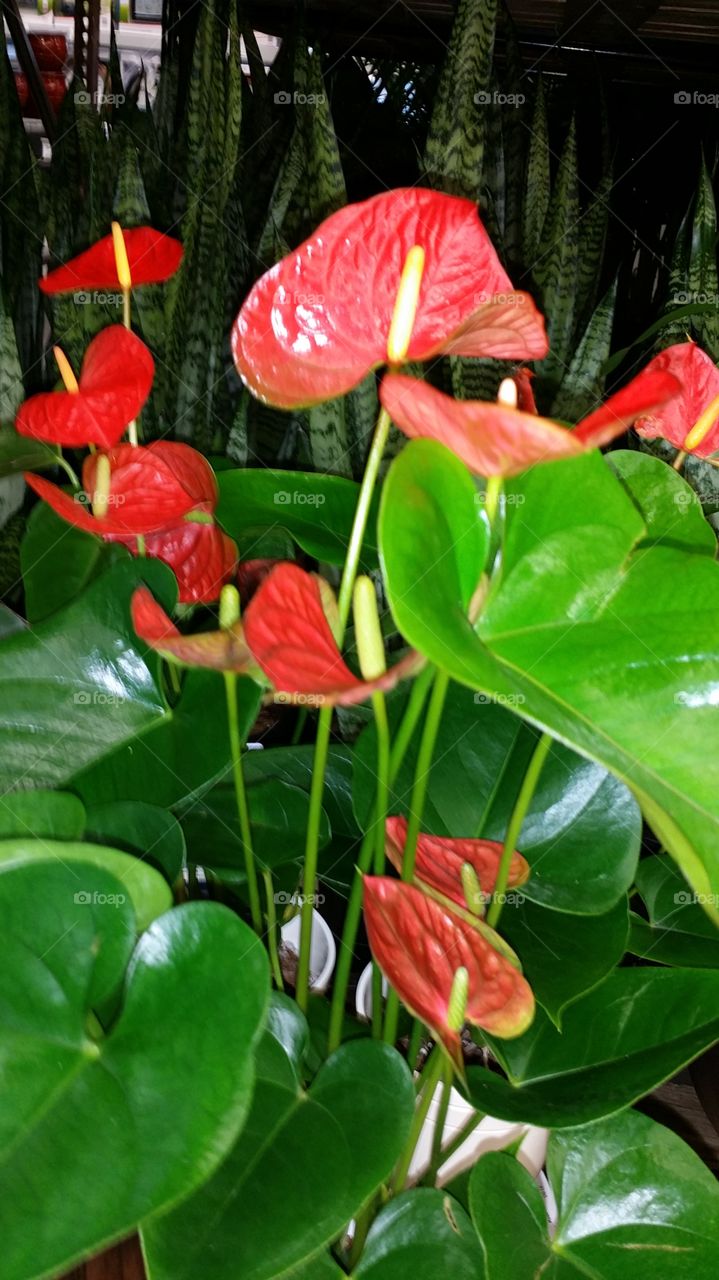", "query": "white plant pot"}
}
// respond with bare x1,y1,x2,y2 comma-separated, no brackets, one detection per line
354,962,548,1188
280,908,336,994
